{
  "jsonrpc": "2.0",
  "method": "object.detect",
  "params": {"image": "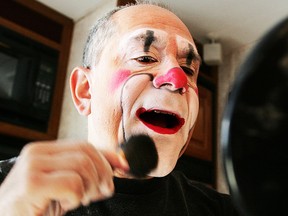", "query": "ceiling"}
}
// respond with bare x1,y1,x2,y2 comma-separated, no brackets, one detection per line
36,0,288,55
